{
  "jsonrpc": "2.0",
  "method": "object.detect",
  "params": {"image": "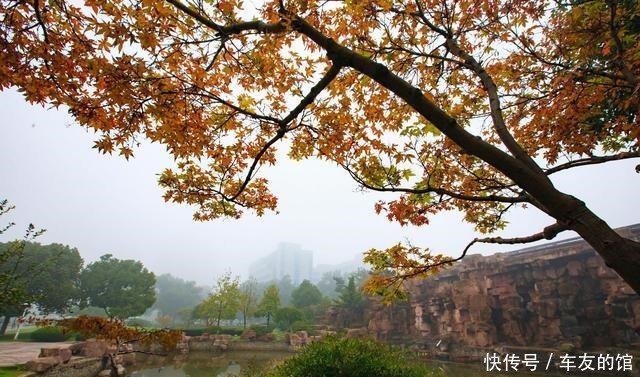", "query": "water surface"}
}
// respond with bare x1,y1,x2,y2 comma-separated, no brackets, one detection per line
129,351,622,377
